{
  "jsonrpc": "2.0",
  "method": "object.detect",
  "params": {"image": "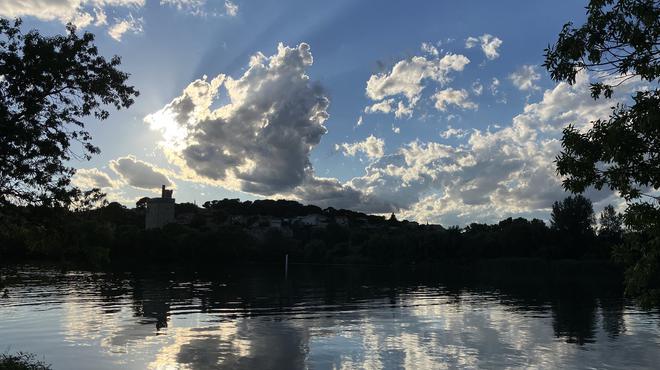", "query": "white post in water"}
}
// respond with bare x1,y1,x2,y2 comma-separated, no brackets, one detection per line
285,254,289,279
